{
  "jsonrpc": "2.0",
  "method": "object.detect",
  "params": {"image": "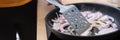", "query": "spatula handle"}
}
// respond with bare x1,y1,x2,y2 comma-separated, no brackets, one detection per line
46,0,64,8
